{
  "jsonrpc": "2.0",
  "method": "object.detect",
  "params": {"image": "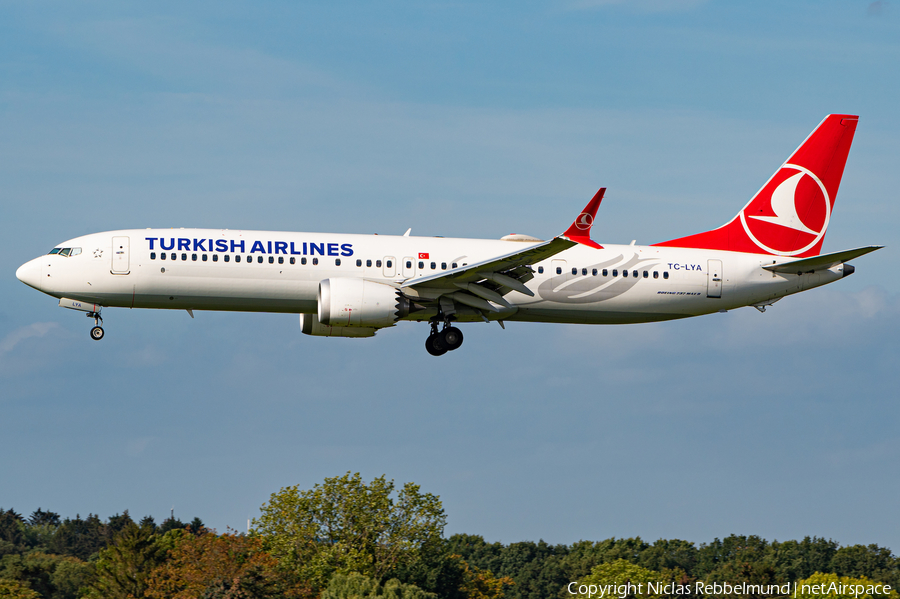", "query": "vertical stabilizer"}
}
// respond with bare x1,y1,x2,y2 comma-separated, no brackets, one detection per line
654,115,858,257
